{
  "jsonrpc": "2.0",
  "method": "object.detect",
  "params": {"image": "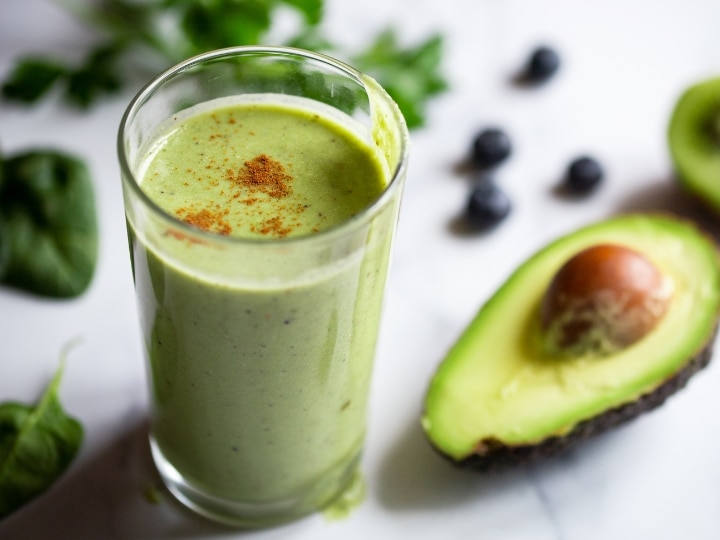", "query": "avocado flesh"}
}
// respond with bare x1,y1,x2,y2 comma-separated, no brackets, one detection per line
668,76,720,212
423,214,720,466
